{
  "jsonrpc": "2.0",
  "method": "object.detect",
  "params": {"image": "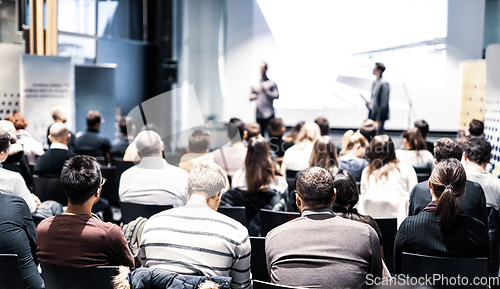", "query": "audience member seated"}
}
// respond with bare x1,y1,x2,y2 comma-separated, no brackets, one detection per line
396,127,434,169
179,130,214,173
110,117,135,158
281,121,321,175
123,124,159,162
73,110,111,164
119,130,188,206
267,118,293,158
467,119,485,137
265,167,382,288
361,135,417,198
408,138,487,226
359,119,378,143
394,159,489,273
282,121,304,142
0,120,33,189
34,123,76,177
6,111,44,165
414,119,434,155
338,131,369,181
47,105,76,150
212,118,248,177
36,155,134,267
309,136,338,170
0,132,40,213
226,136,286,235
244,122,261,141
314,117,330,136
140,163,251,289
